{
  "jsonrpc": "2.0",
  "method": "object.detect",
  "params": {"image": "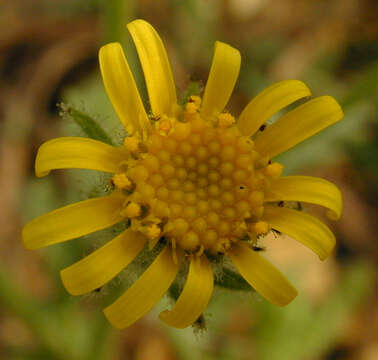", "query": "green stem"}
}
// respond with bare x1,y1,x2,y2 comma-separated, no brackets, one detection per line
102,0,135,45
